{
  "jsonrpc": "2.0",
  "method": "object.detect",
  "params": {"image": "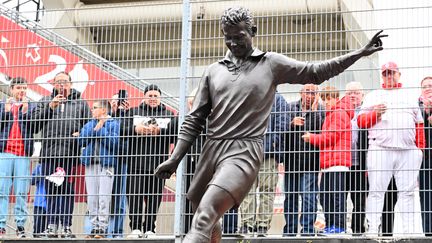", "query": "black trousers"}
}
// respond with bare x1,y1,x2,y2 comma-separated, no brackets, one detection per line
183,156,196,234
126,171,165,232
347,165,368,234
41,159,75,227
